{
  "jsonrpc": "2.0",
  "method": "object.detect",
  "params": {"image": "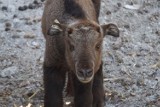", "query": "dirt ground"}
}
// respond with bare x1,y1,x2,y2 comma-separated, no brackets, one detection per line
0,0,159,107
